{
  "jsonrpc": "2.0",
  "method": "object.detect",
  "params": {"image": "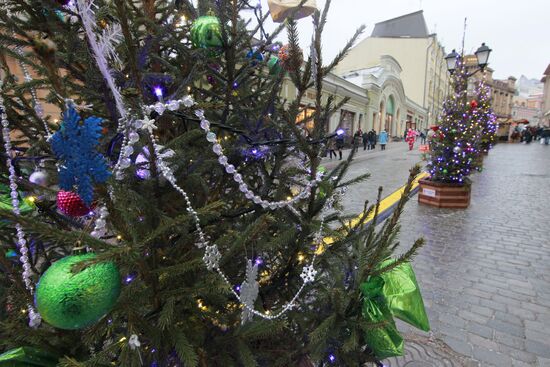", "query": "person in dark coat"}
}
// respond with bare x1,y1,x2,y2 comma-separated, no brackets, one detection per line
368,130,377,150
523,128,533,144
335,134,345,160
362,130,369,150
